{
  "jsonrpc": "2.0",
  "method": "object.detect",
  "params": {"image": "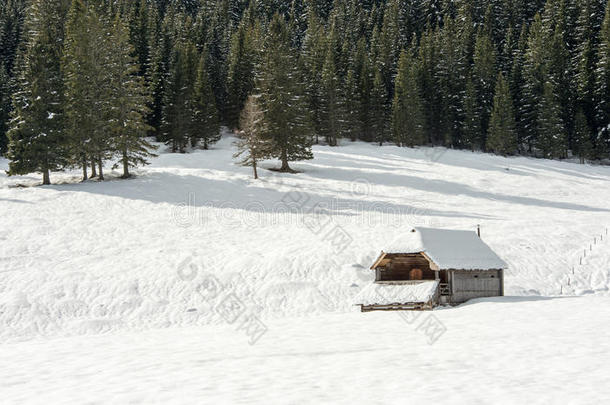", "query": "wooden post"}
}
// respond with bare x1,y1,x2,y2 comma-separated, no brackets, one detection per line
477,225,481,237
